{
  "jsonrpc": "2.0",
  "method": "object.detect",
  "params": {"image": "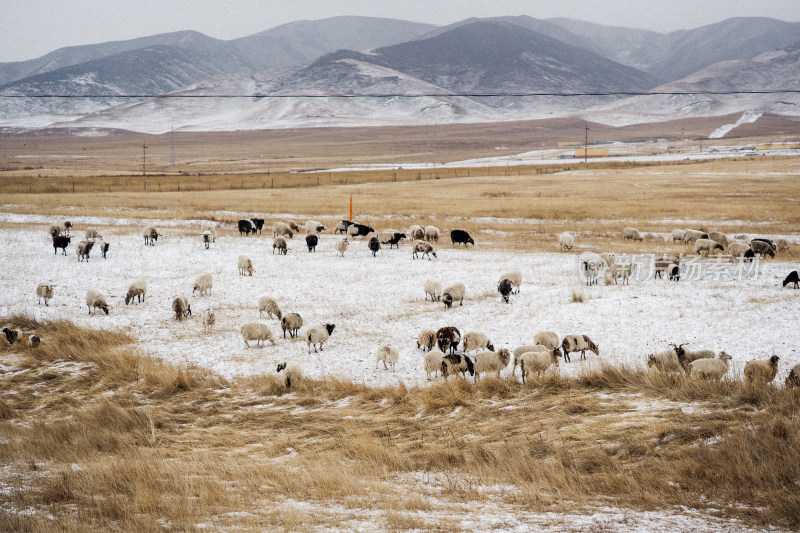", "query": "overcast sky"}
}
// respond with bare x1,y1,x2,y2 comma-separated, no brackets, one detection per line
3,0,800,62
